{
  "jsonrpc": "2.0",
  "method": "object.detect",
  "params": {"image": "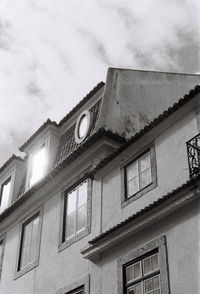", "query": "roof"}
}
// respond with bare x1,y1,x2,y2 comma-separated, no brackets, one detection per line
90,85,200,175
0,154,24,176
19,81,104,152
88,173,200,245
54,98,103,167
0,84,200,223
58,81,105,126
